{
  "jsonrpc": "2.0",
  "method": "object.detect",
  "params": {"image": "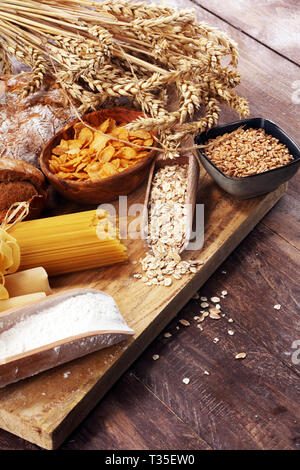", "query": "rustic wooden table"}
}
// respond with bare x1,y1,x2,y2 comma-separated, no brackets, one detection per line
0,0,299,451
